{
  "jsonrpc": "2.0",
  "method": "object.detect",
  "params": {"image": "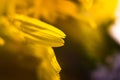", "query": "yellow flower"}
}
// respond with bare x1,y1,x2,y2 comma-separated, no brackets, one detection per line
0,0,66,80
